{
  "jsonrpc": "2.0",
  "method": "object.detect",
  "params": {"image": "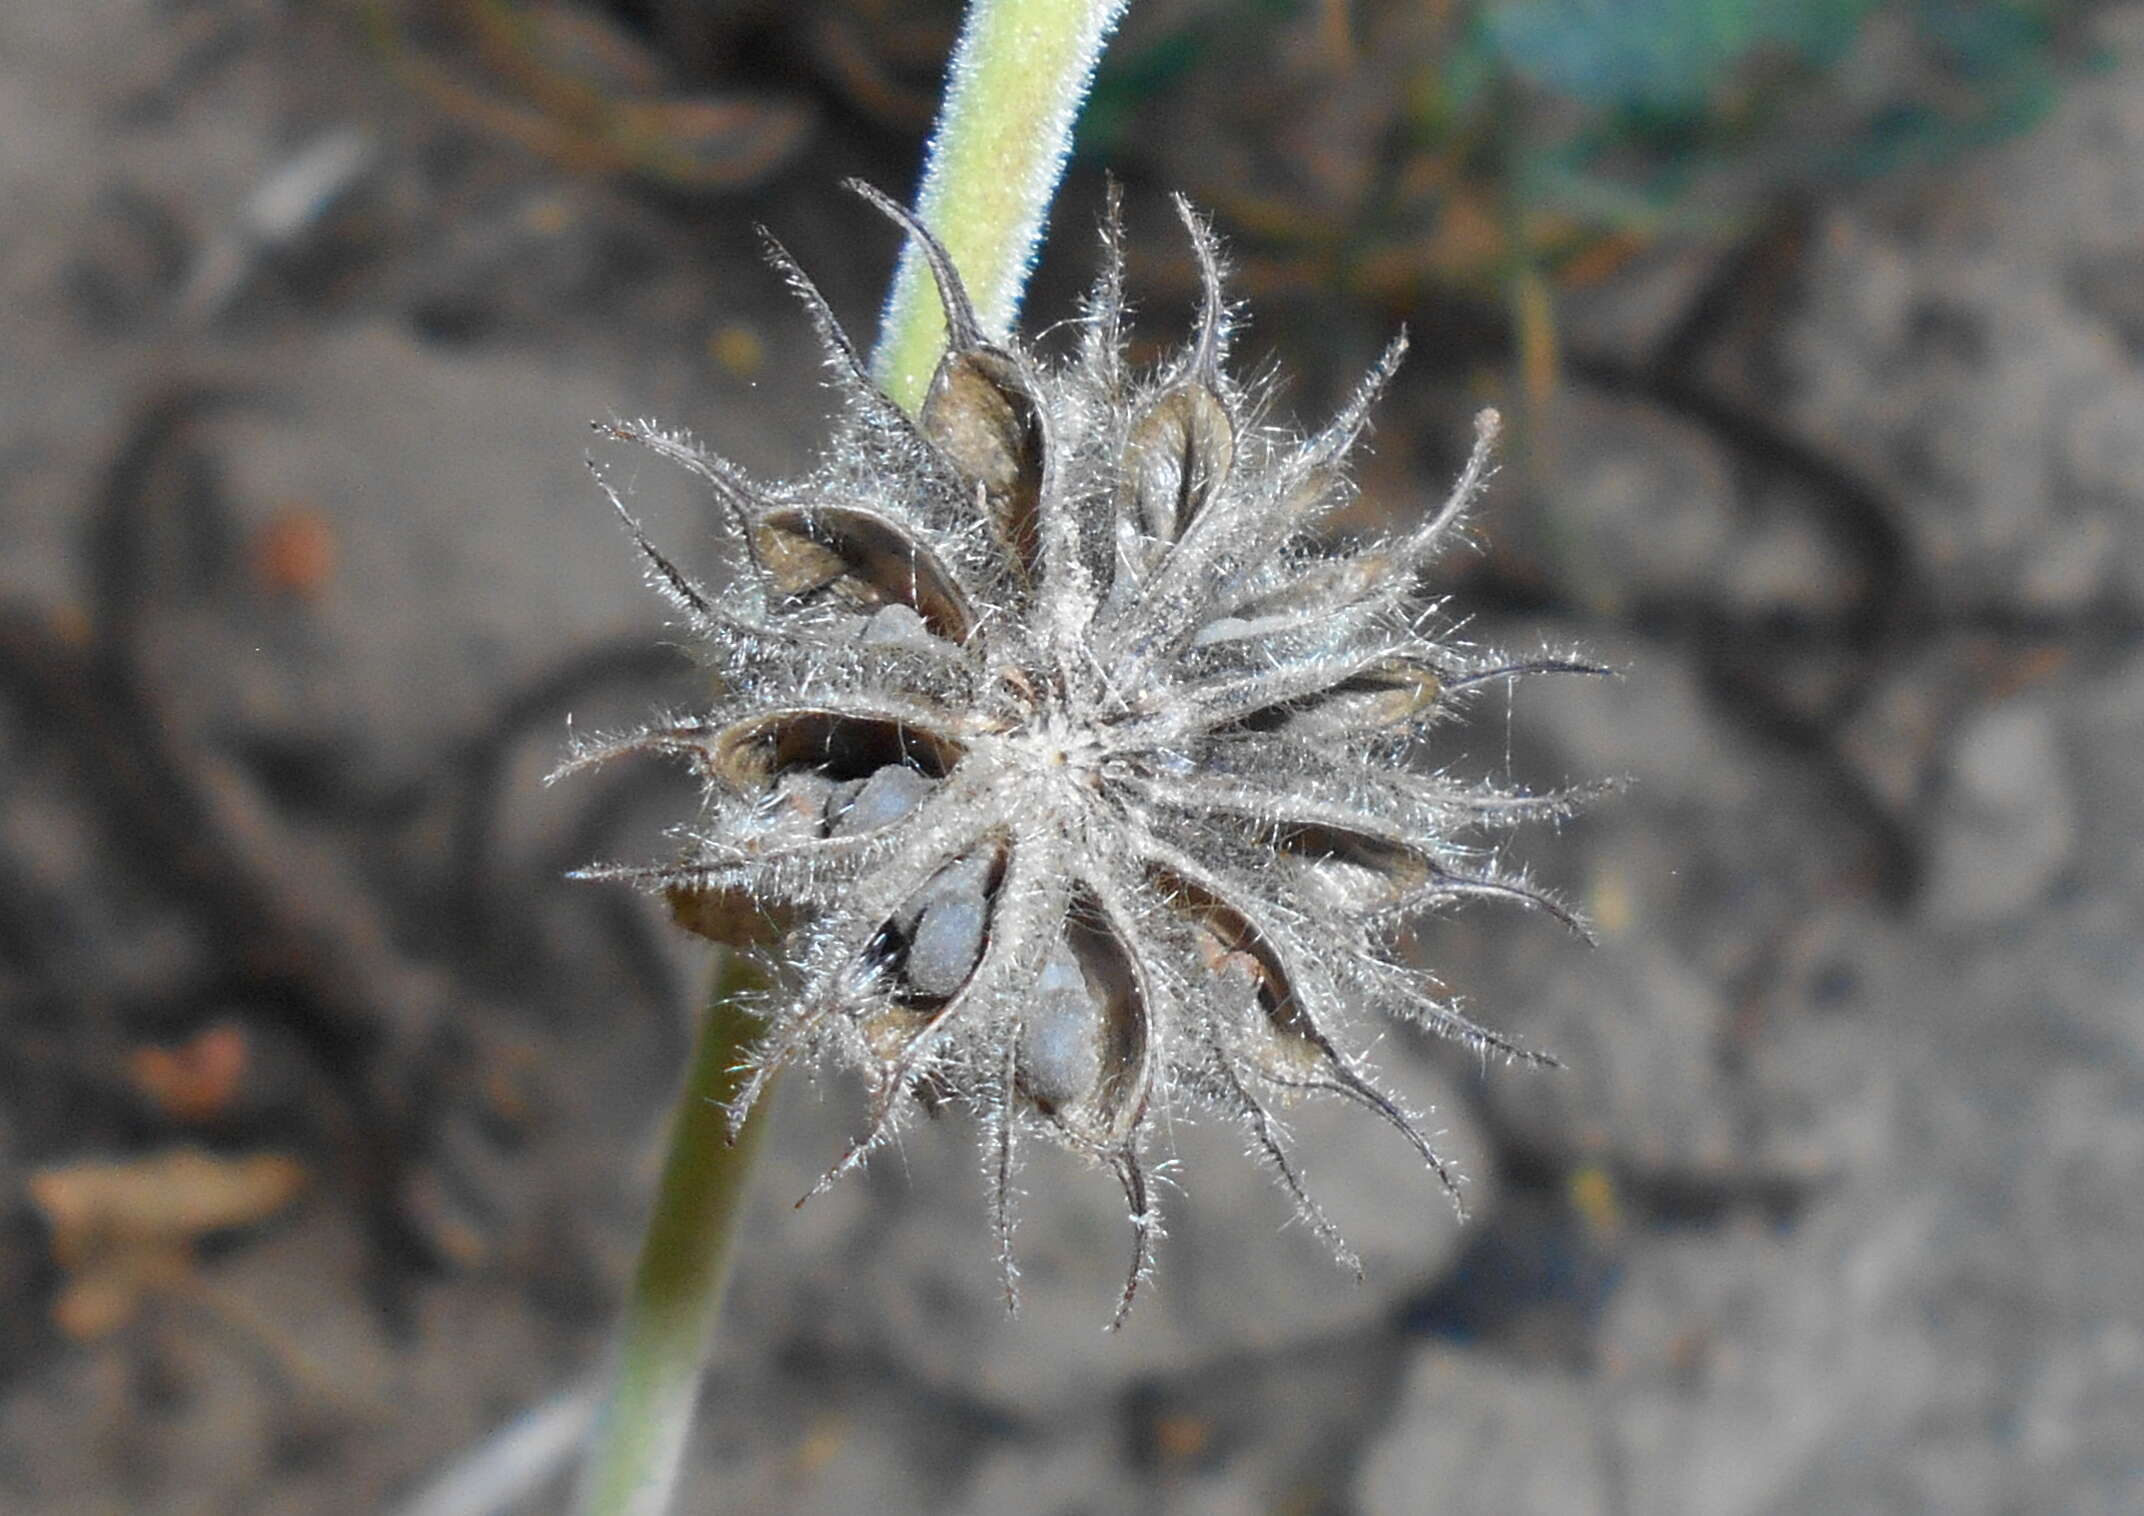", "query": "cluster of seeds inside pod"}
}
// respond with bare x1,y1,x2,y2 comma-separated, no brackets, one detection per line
756,761,939,847
566,179,1606,1325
